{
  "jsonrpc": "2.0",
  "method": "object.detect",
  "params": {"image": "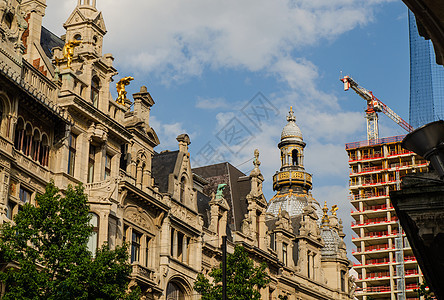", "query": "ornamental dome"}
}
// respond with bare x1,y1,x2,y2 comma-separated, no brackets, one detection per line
320,227,341,257
280,107,303,141
266,192,323,222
